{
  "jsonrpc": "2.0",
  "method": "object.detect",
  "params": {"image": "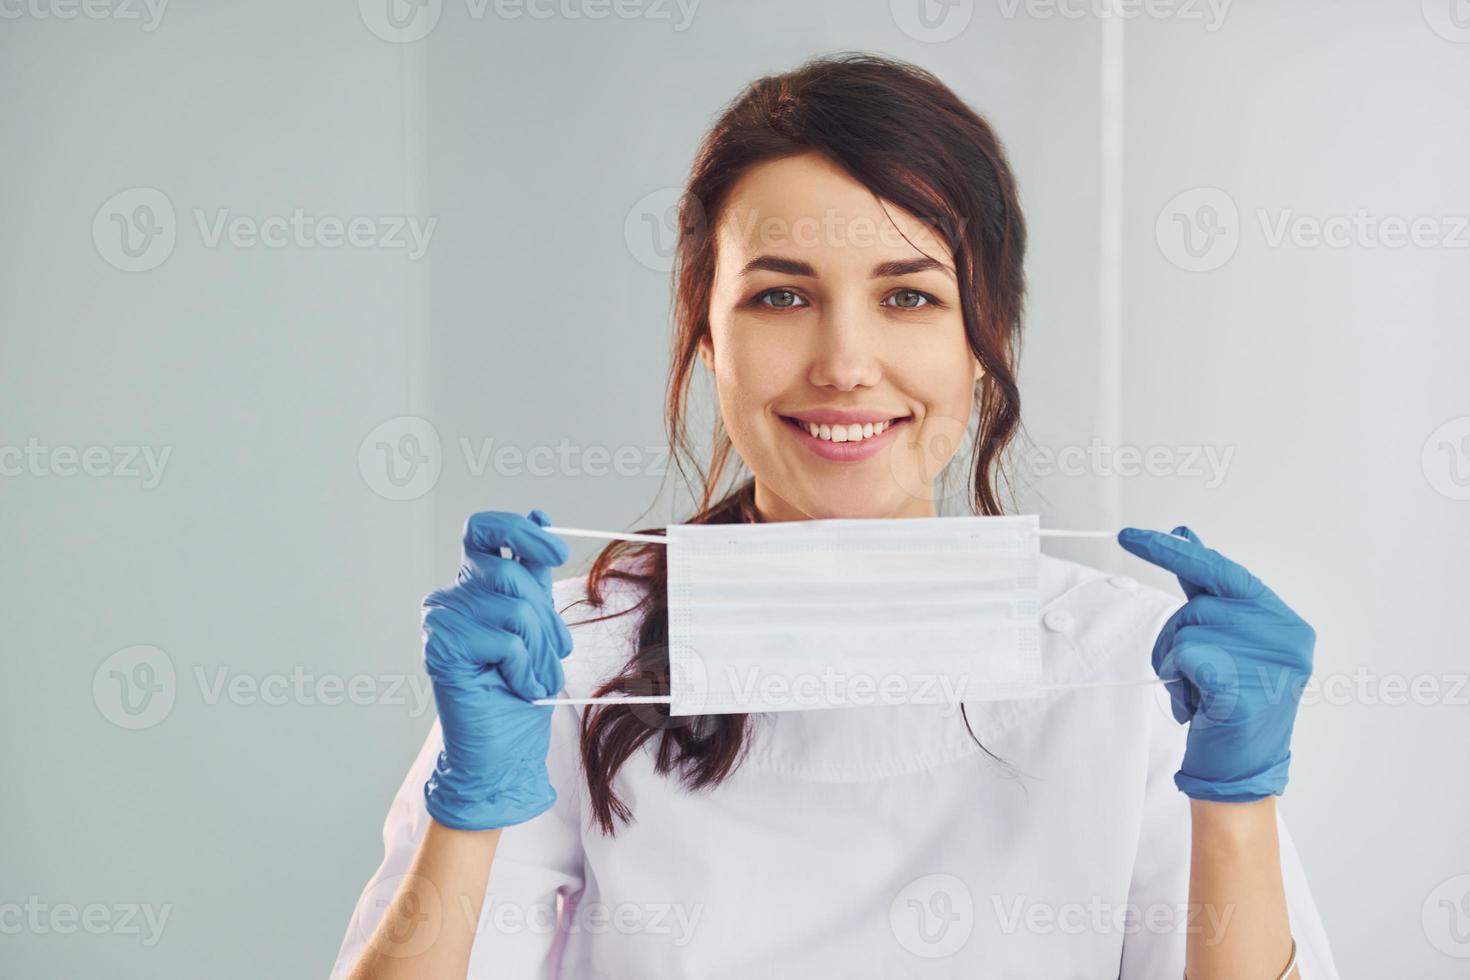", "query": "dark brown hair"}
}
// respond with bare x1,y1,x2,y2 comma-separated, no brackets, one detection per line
569,52,1027,834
